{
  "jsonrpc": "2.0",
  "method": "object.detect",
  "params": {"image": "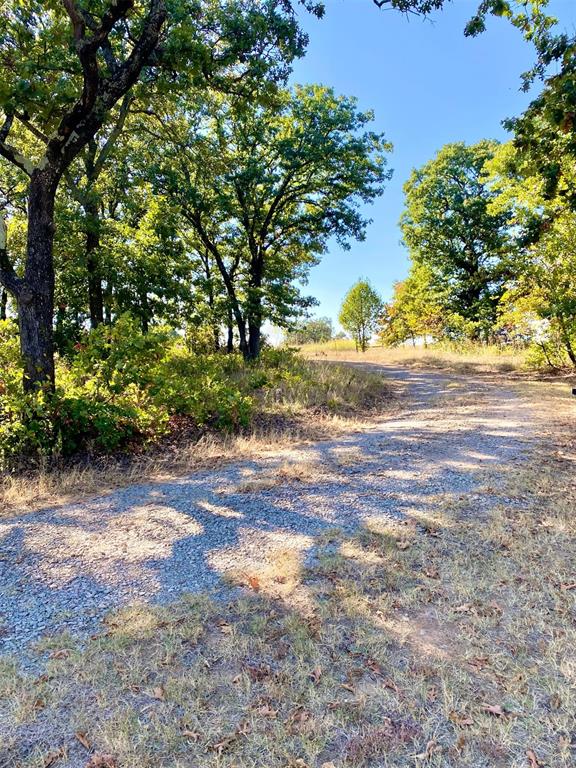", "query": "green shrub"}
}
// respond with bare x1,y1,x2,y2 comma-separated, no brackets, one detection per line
0,315,388,468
